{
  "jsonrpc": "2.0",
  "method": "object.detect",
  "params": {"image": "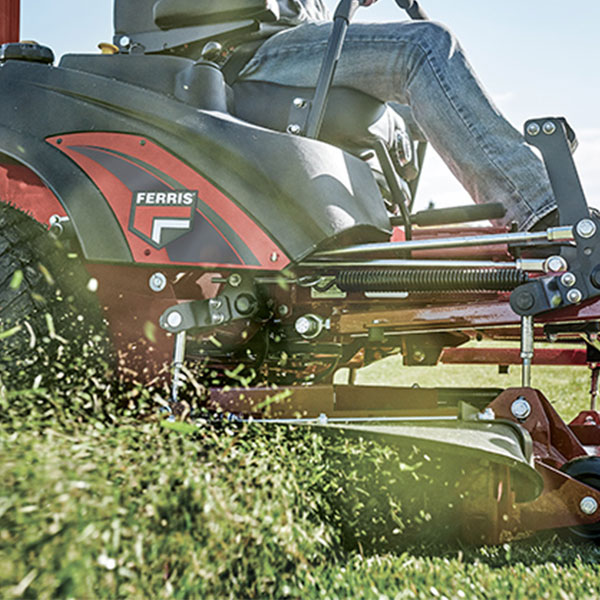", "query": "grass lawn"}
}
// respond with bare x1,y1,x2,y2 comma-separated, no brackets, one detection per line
1,354,599,599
